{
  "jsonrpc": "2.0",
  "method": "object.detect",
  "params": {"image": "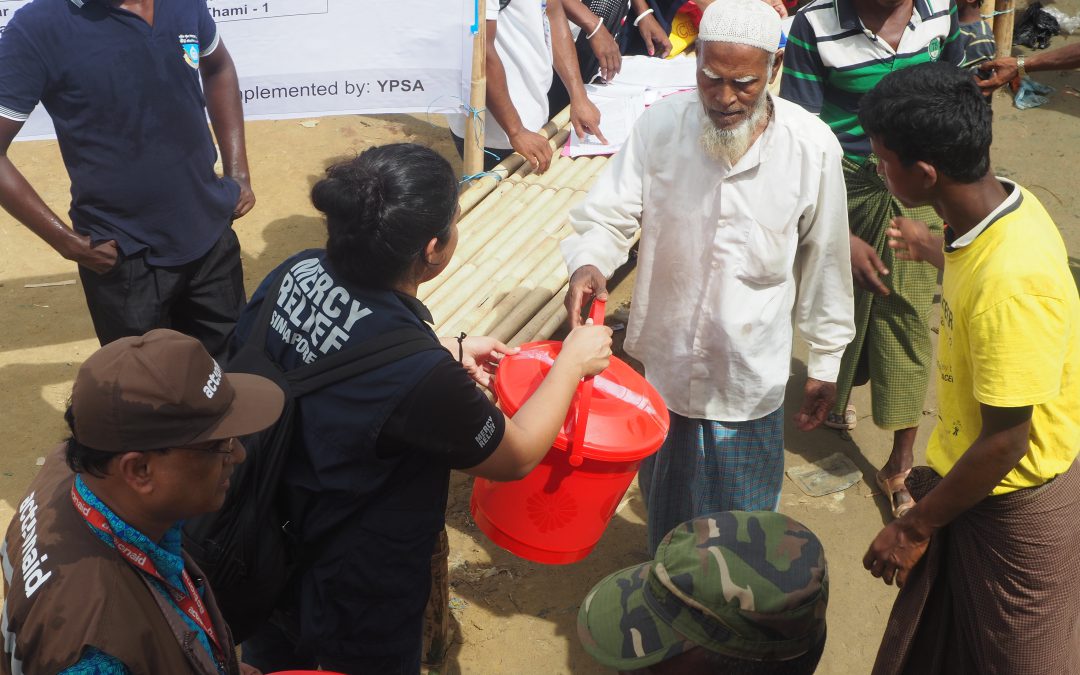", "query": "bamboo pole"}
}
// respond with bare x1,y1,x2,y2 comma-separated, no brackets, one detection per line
427,185,564,315
443,234,563,334
551,155,601,190
435,194,578,335
434,184,578,324
513,128,574,184
422,183,541,302
525,153,576,186
530,305,570,342
508,284,568,346
423,183,534,301
462,0,488,180
993,0,1016,58
458,127,569,212
434,166,593,328
481,255,568,341
429,187,576,323
456,179,516,233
